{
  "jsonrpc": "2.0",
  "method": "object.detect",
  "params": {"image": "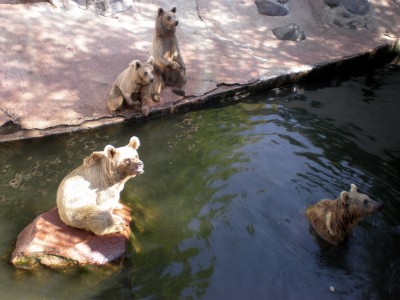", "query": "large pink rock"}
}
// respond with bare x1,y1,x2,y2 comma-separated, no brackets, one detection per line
11,205,132,269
